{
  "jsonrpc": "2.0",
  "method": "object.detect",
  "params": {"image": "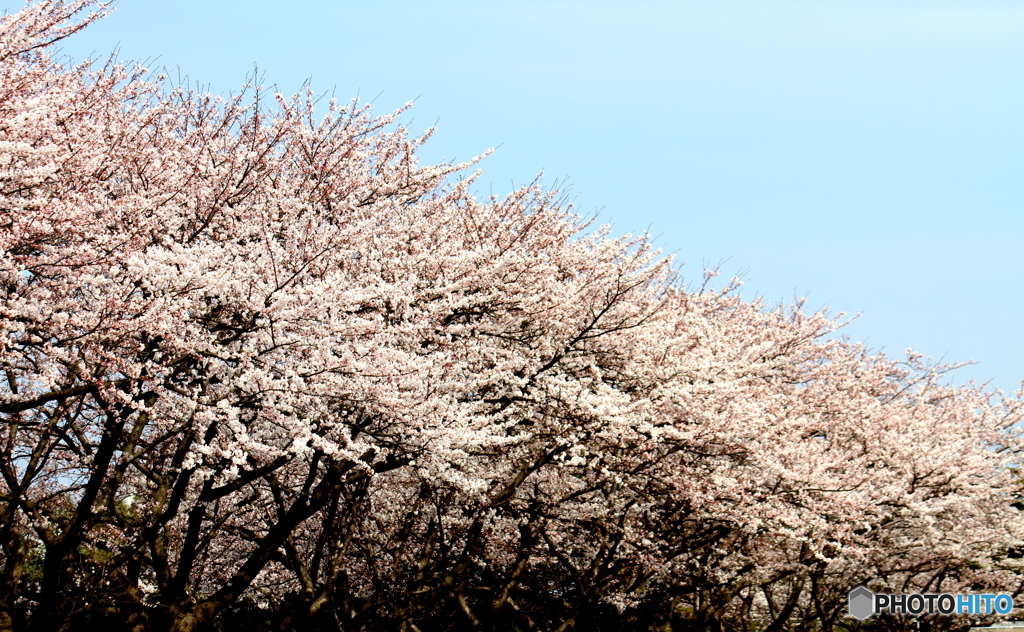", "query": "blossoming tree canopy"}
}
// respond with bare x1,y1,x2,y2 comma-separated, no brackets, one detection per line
1,2,1023,632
